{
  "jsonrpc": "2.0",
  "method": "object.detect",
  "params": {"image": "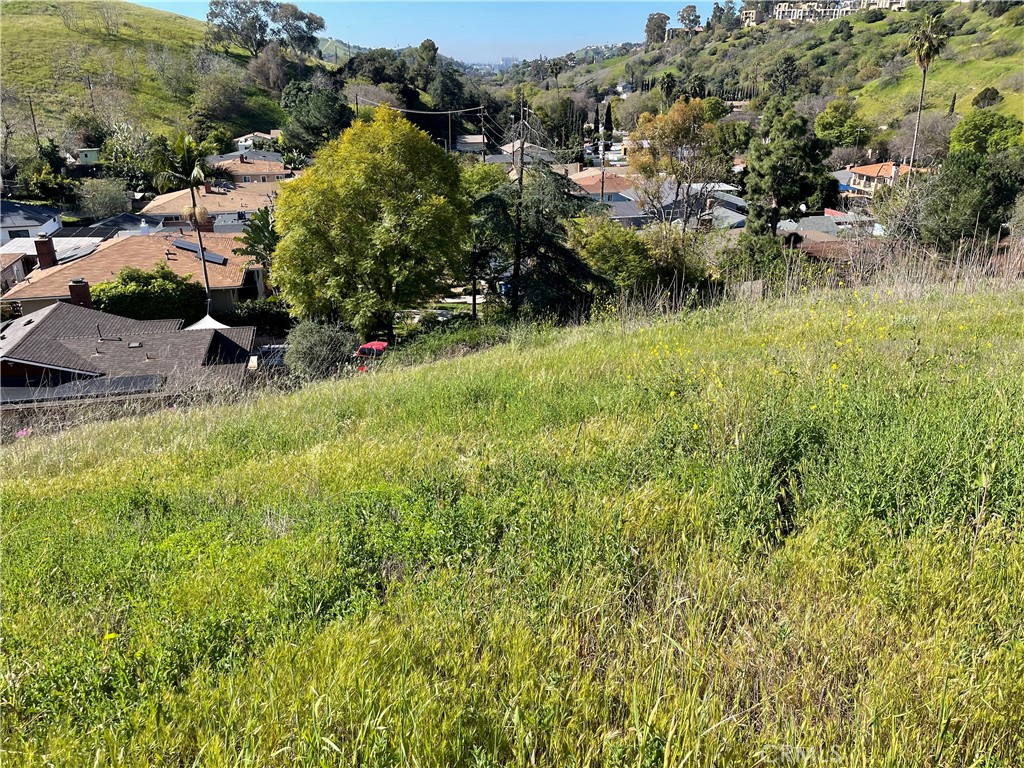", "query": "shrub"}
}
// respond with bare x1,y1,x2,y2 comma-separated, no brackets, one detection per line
283,319,358,380
91,264,206,324
718,233,787,283
222,296,294,338
972,87,1003,109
